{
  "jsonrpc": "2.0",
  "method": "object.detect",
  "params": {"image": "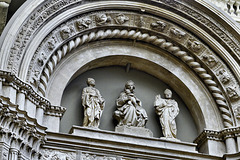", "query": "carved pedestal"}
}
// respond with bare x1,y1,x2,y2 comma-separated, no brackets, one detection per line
115,125,153,137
